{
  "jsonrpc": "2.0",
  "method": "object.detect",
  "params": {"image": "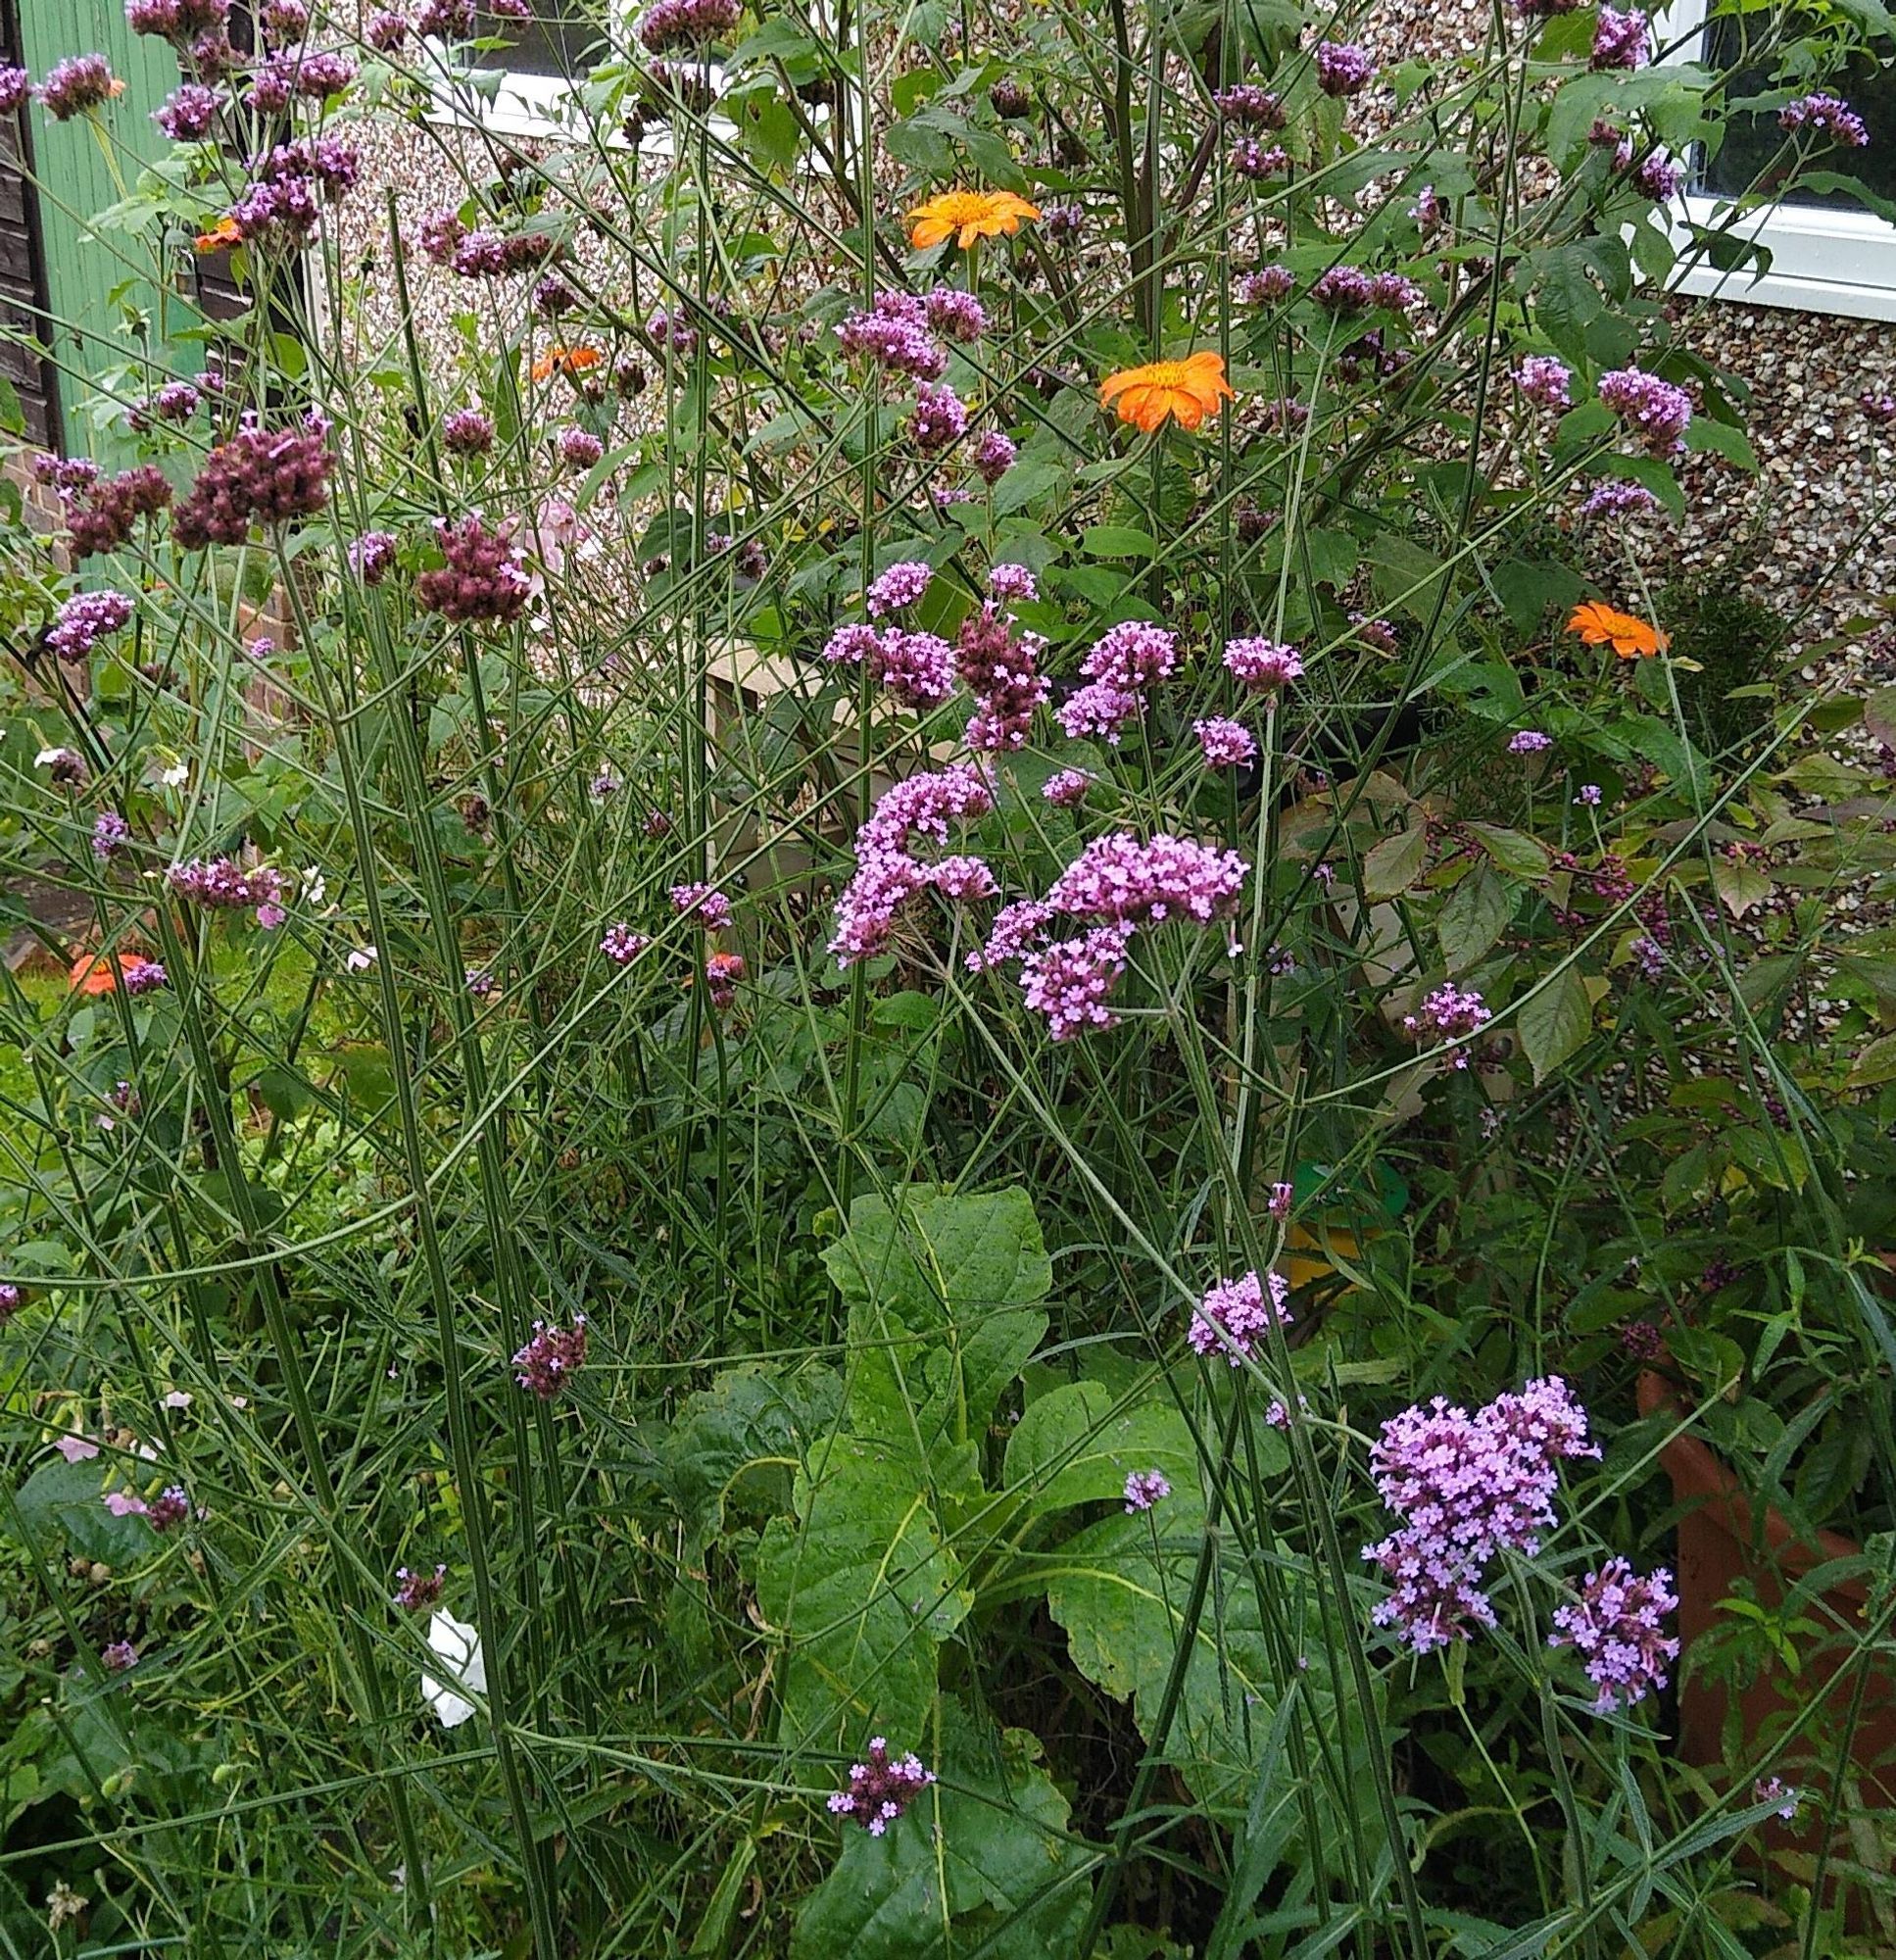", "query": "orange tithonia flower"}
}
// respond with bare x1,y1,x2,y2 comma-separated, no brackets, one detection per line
1568,601,1669,659
194,216,243,254
530,342,603,382
907,189,1041,251
1099,351,1237,434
